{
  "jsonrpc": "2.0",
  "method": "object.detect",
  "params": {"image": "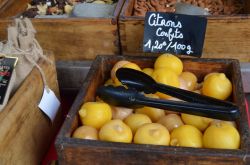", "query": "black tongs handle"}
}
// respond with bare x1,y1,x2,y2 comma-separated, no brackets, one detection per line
154,83,236,108
137,95,239,121
97,86,240,121
116,68,236,108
